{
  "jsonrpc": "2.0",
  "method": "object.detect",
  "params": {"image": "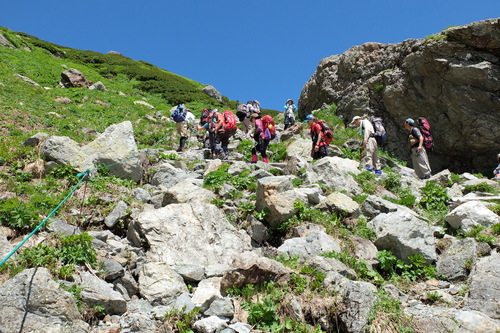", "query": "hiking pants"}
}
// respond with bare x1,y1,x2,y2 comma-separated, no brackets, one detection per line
252,137,269,158
410,147,432,179
218,131,231,154
209,131,220,154
176,121,188,137
312,145,328,160
241,117,252,138
361,137,381,170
